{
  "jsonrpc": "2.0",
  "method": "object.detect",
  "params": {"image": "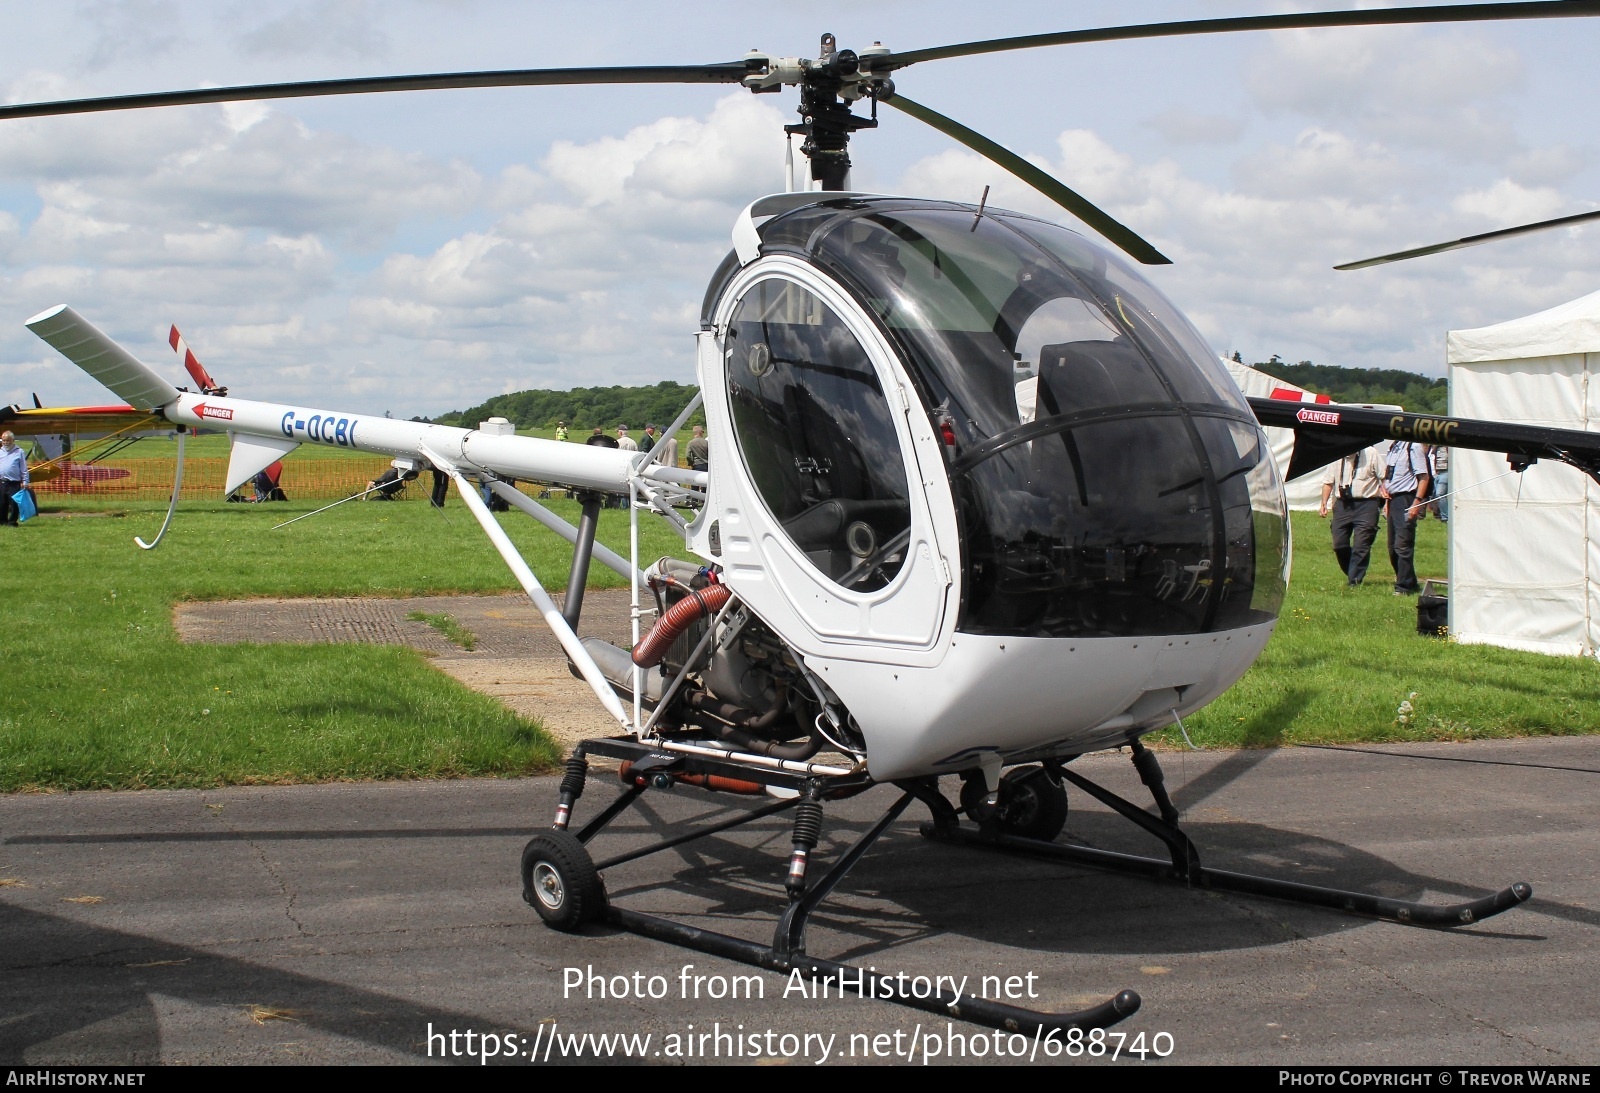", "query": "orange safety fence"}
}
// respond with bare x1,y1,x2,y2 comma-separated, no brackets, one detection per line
32,457,405,502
